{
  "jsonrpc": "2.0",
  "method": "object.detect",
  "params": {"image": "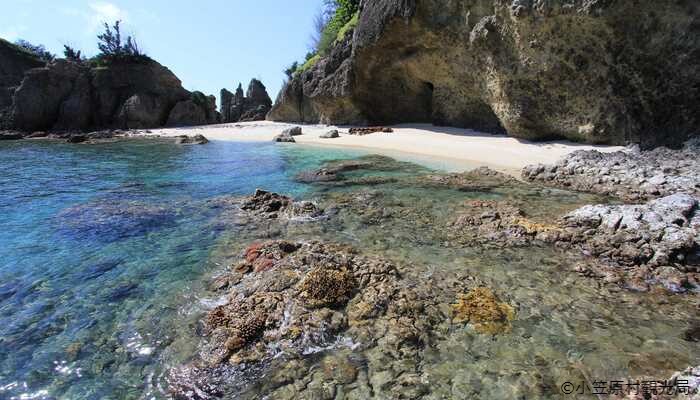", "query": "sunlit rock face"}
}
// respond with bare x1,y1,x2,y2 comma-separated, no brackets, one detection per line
269,0,700,148
220,79,272,123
